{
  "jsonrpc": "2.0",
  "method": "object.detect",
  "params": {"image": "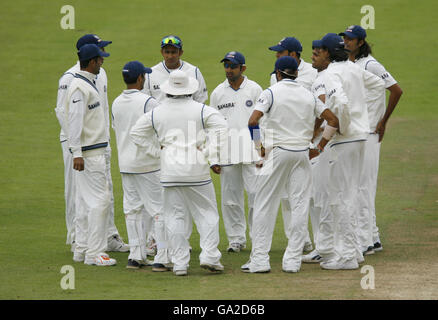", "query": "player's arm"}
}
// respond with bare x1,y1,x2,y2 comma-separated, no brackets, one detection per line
366,62,403,142
324,73,350,135
249,89,272,158
202,106,228,174
55,73,74,133
311,93,326,142
193,68,208,103
375,83,403,141
129,111,161,158
67,89,86,171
